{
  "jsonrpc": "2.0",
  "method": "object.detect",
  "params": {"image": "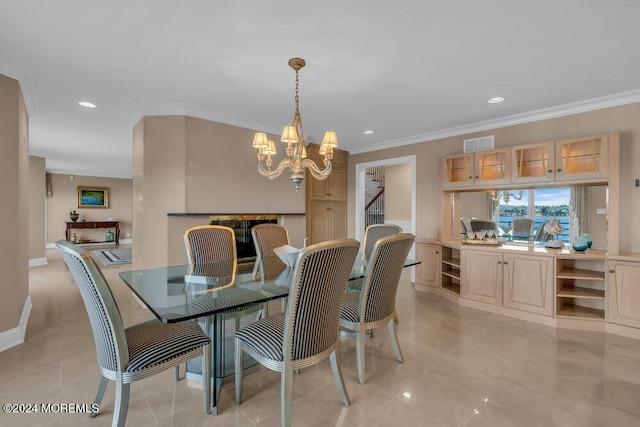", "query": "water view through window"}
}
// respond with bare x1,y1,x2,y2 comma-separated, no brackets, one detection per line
497,188,571,242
